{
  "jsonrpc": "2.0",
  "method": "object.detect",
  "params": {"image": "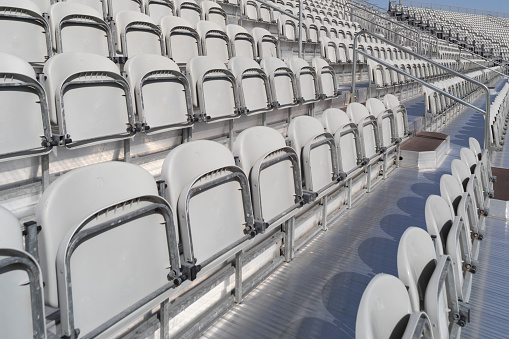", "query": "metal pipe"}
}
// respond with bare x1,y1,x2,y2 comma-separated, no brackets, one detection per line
298,0,302,58
351,30,493,155
459,55,508,77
